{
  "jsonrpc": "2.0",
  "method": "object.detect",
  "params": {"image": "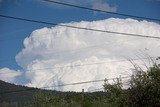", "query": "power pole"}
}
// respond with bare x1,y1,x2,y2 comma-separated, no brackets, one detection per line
81,89,84,107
